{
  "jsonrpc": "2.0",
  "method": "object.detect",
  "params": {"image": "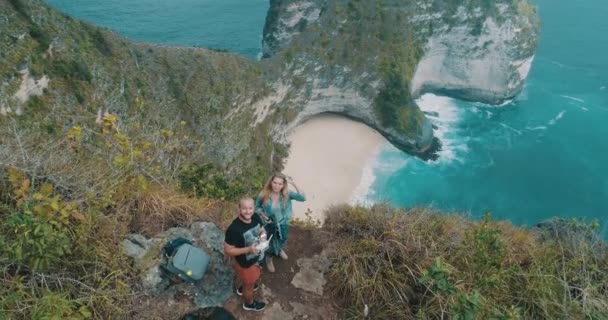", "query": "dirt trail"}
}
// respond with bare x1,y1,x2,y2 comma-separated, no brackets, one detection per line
223,227,337,319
